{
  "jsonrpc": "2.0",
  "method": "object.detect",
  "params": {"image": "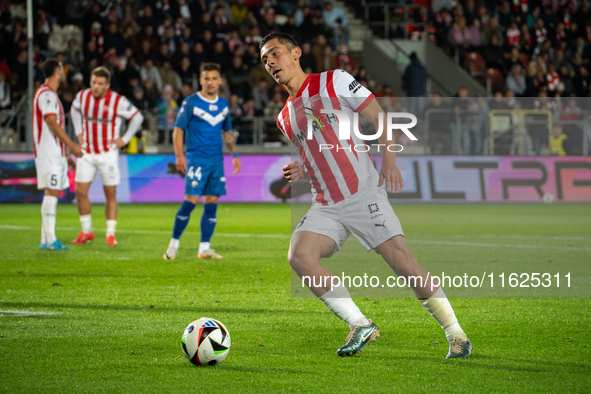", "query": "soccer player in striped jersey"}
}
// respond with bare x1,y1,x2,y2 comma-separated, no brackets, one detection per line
33,58,83,250
260,33,472,359
163,62,241,261
70,66,144,245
